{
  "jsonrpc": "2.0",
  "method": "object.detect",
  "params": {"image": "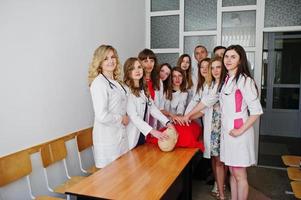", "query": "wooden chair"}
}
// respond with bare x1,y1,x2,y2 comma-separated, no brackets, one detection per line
0,151,64,200
287,167,301,181
76,128,99,174
282,155,301,167
291,181,301,199
40,139,85,196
